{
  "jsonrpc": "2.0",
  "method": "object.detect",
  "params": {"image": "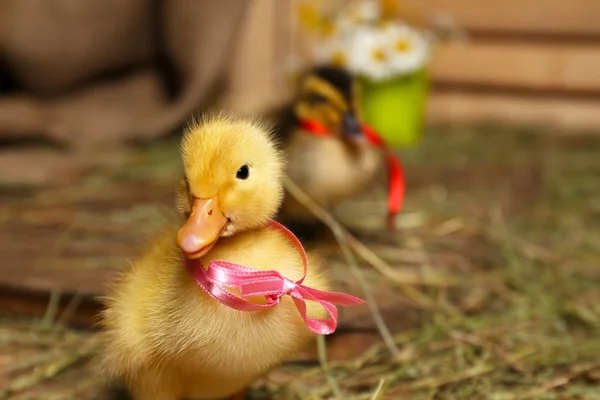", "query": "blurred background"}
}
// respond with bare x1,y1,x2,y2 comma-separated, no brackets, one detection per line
1,0,600,399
